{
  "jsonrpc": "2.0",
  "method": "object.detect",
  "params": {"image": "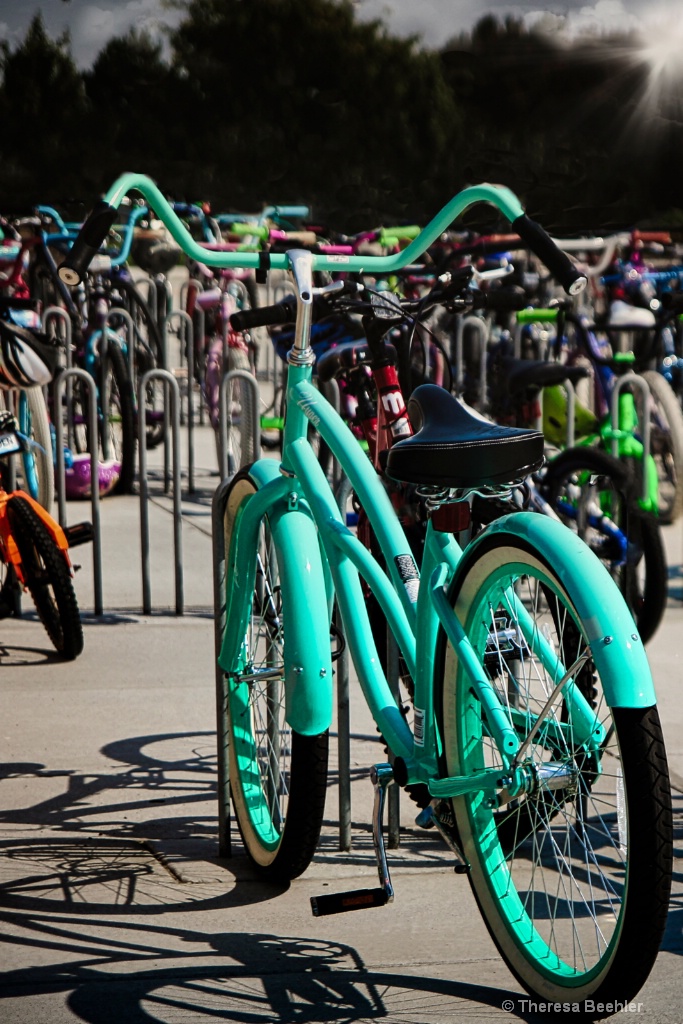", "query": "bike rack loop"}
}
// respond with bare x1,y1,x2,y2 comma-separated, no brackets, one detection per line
53,368,104,616
218,369,261,481
137,369,184,615
331,472,401,850
104,307,136,384
453,315,490,406
43,306,75,448
610,373,652,503
166,309,196,492
212,477,232,858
